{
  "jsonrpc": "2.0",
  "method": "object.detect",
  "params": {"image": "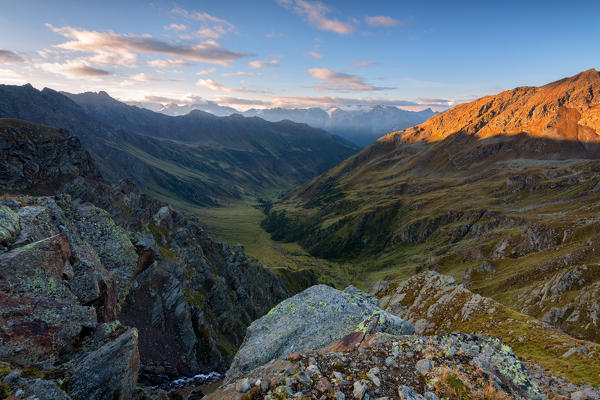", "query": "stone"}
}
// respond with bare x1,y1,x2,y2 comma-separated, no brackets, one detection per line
306,364,322,377
336,391,346,400
226,285,413,381
398,385,425,400
68,329,140,400
236,378,252,393
353,380,367,399
415,359,433,375
0,204,19,249
367,367,381,387
316,377,334,393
